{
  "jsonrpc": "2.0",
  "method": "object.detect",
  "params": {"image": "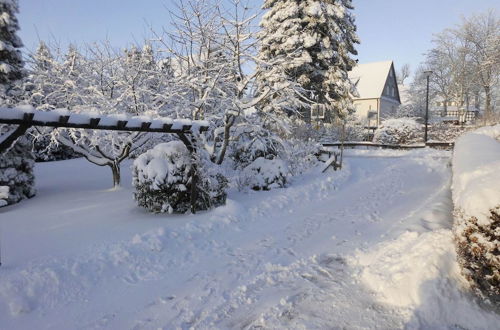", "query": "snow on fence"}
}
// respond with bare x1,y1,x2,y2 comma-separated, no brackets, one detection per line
452,124,500,304
0,106,209,134
322,141,454,150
